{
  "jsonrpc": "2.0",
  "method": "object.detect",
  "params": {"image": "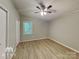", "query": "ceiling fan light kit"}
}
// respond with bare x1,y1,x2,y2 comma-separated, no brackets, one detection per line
34,0,56,16
40,10,47,16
